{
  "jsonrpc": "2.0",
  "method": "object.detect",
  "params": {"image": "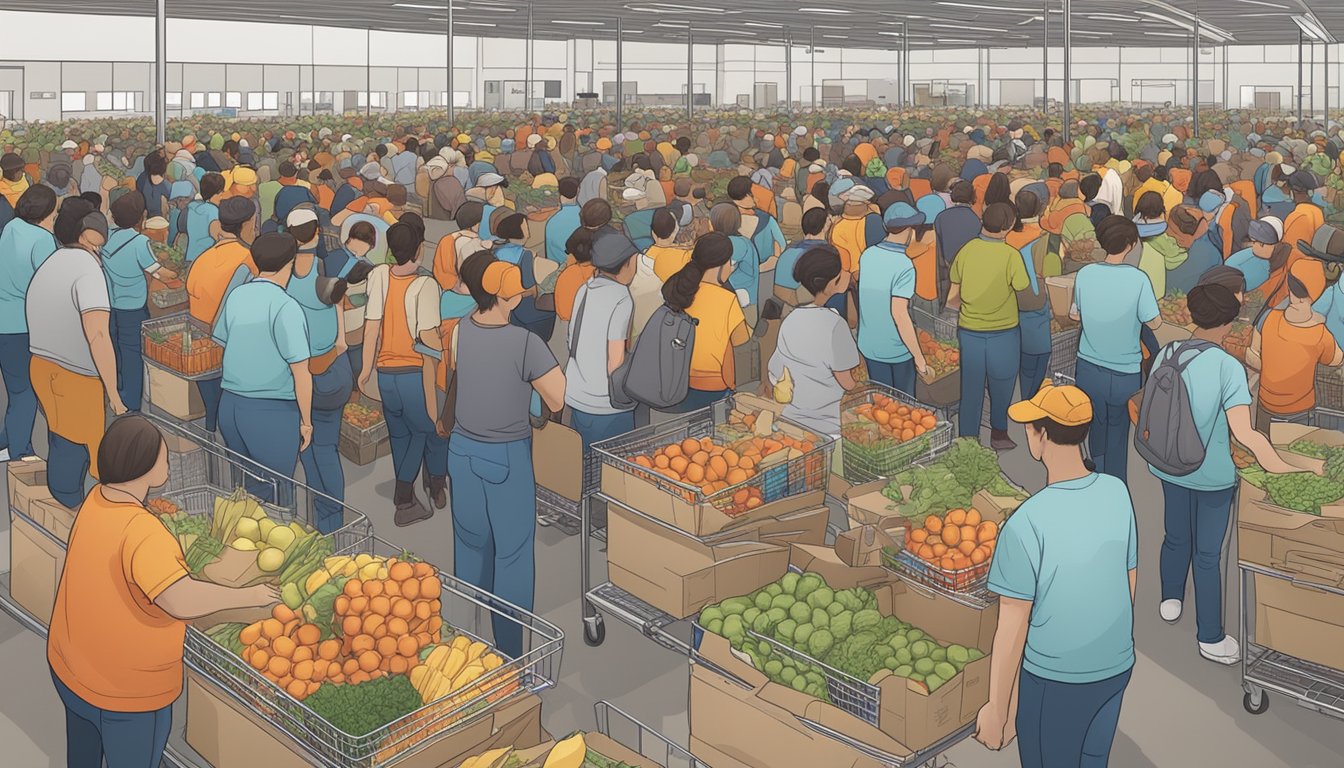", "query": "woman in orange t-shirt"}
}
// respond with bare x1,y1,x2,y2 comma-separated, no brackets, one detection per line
661,233,750,413
48,415,278,767
1247,261,1344,431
